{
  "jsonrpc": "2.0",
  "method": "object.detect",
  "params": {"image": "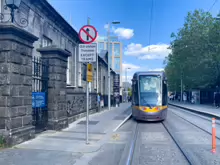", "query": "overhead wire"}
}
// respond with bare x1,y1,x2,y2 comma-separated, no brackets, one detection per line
208,0,218,12
149,0,154,47
137,0,154,60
